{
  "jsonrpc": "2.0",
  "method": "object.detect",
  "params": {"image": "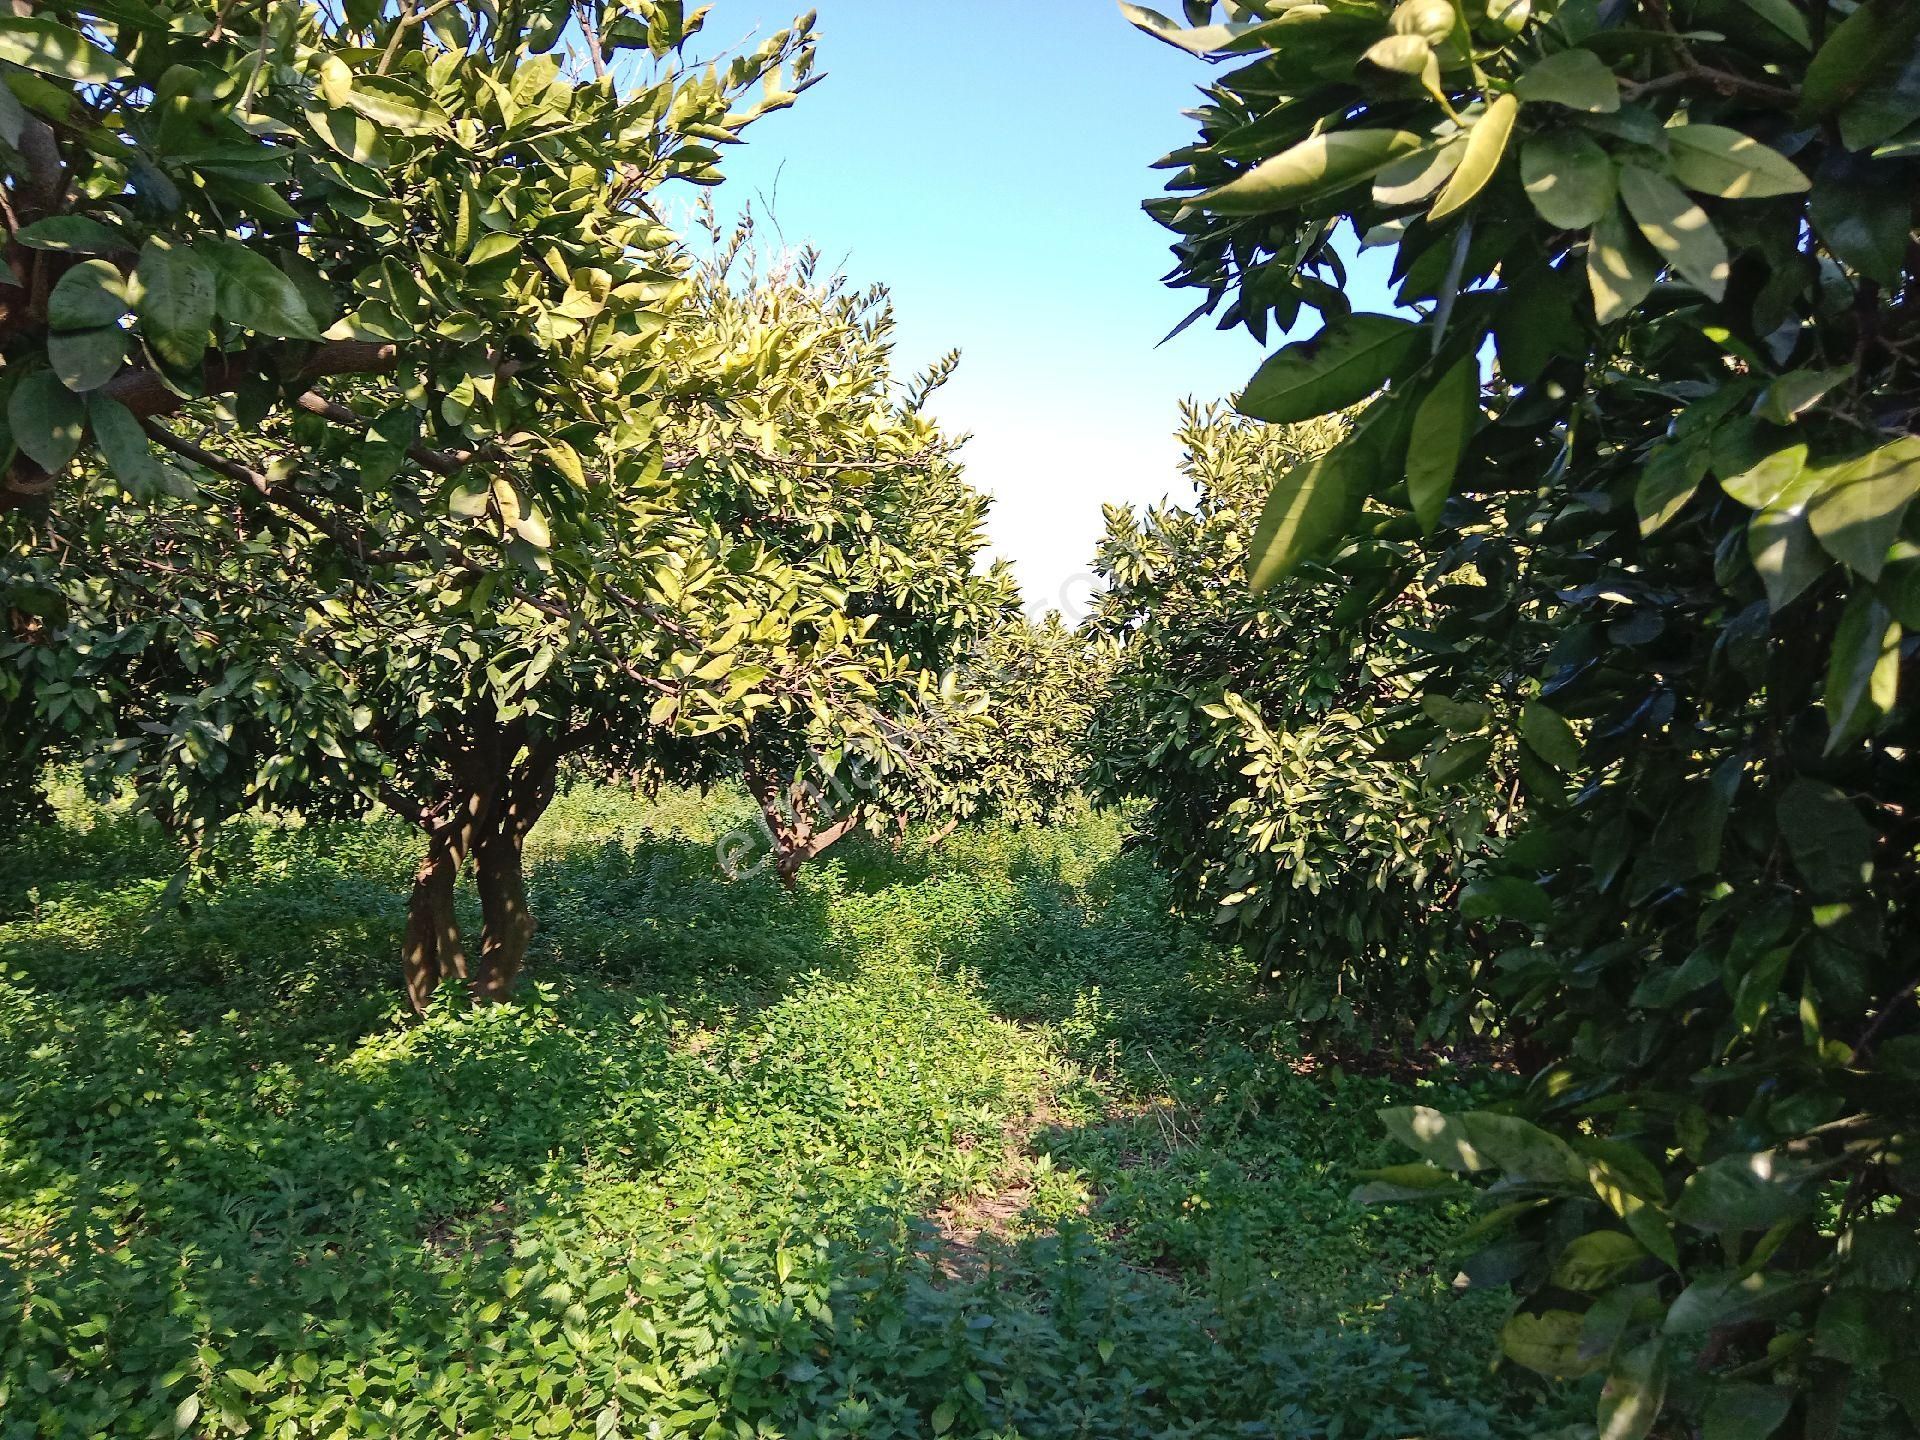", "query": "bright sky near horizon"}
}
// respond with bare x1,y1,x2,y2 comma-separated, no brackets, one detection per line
670,0,1305,618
